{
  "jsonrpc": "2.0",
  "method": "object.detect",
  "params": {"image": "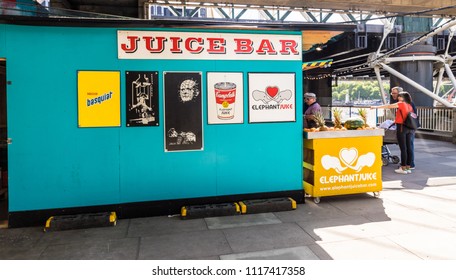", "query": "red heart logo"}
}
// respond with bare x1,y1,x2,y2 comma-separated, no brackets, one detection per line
266,86,279,98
